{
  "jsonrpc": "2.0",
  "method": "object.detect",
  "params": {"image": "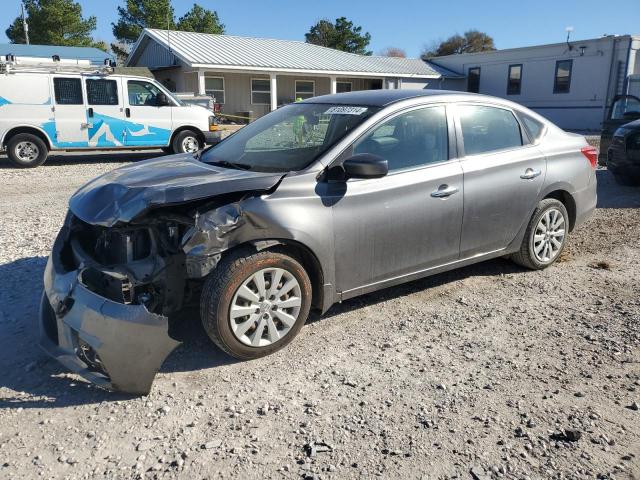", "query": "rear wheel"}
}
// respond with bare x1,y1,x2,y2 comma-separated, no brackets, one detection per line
511,199,569,270
6,133,48,168
172,130,202,154
200,250,312,359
